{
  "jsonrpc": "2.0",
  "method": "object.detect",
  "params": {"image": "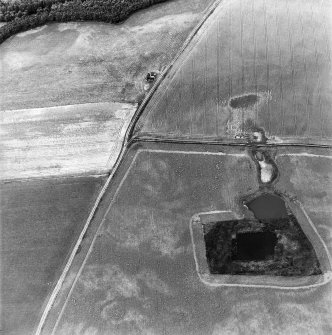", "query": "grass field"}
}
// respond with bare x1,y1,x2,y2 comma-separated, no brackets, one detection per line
40,142,332,335
0,0,214,110
276,153,332,256
0,175,106,335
